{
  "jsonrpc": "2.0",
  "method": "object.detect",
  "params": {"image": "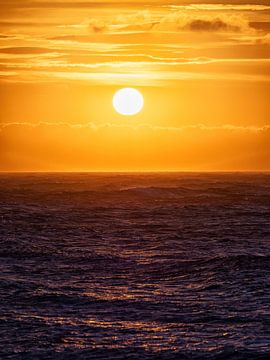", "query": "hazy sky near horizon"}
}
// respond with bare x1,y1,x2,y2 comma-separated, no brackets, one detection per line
0,0,269,171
